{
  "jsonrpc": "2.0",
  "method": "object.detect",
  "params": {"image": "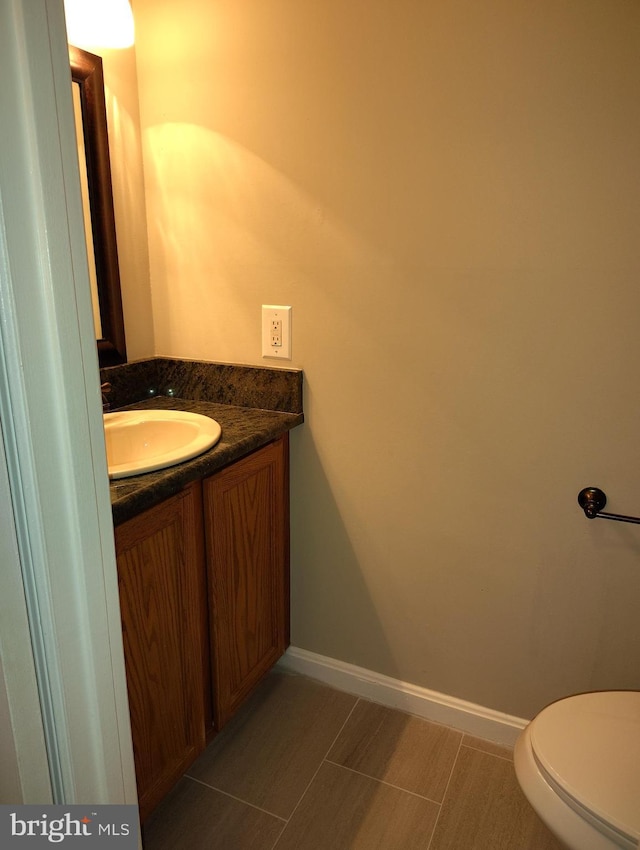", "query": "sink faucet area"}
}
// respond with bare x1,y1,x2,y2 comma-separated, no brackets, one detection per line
103,409,222,479
99,358,303,523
